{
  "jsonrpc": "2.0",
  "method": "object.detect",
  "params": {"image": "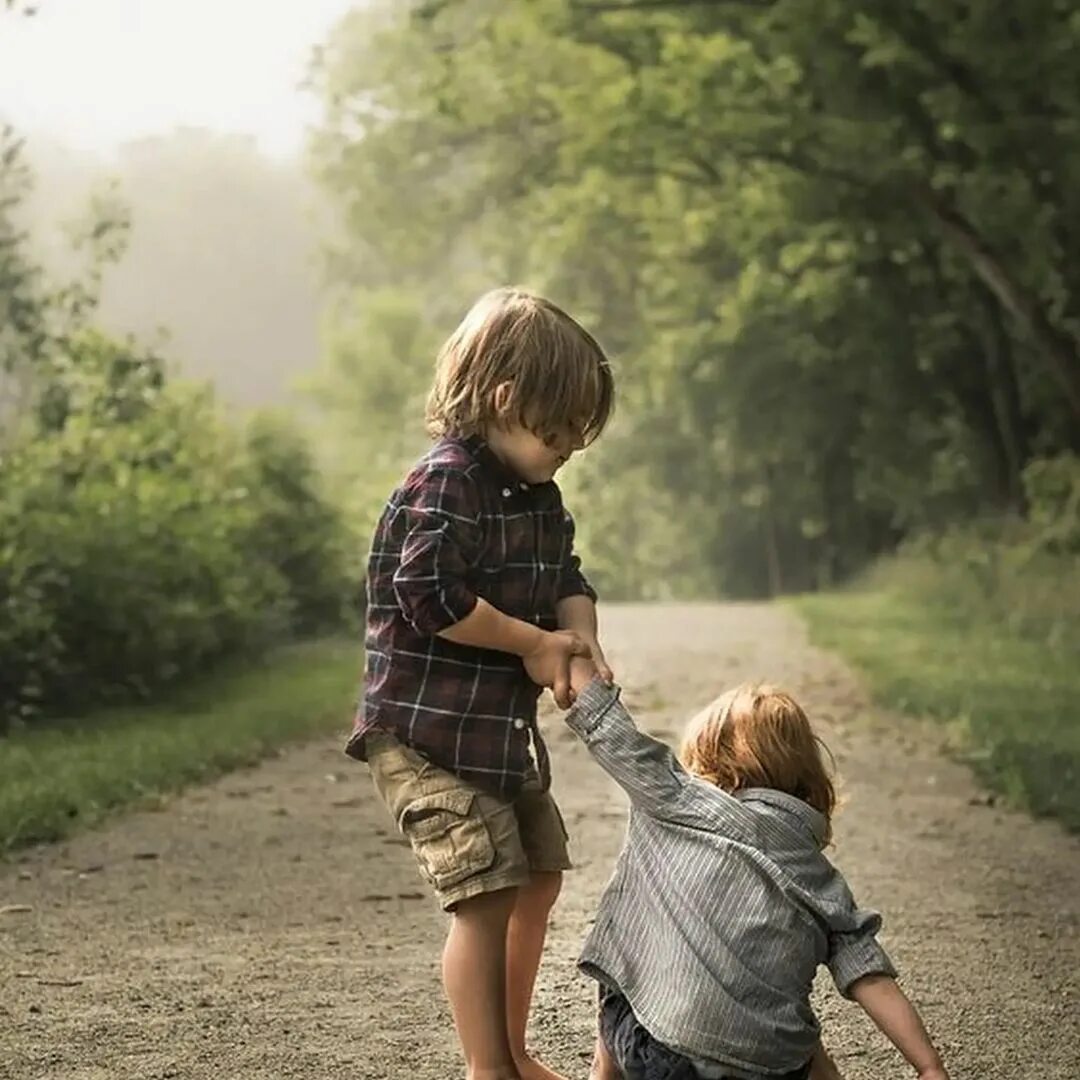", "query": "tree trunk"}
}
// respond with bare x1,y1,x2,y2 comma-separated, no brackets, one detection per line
977,288,1029,513
762,464,783,597
914,183,1080,421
